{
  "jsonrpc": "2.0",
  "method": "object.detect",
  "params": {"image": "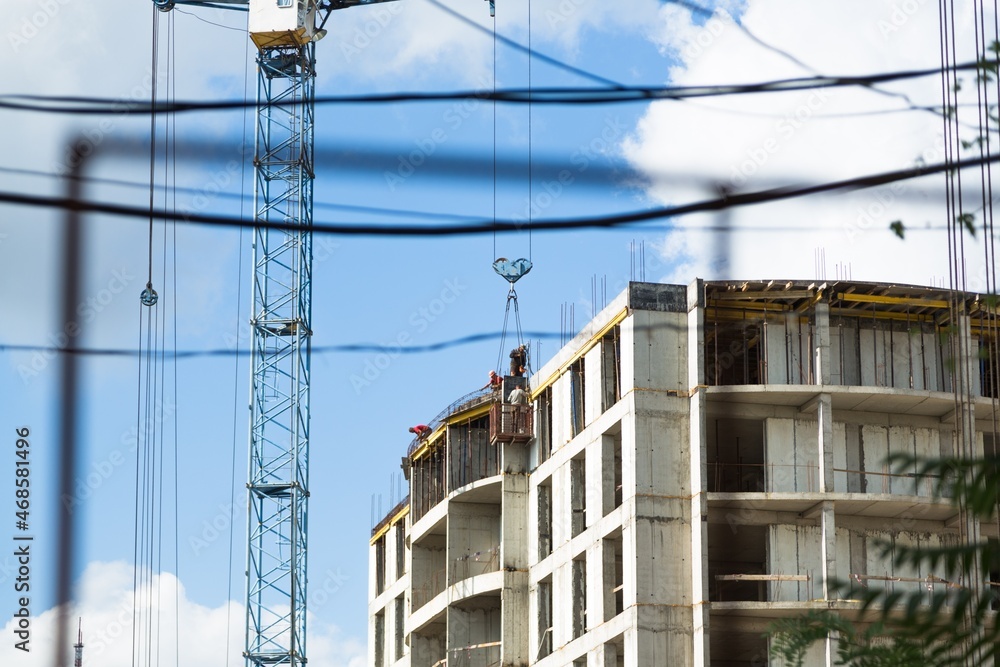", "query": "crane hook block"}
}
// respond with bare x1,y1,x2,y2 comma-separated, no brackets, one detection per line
493,258,532,284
